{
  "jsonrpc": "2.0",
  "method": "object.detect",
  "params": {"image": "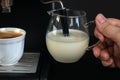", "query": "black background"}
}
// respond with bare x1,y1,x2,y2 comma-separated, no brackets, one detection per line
0,0,120,80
